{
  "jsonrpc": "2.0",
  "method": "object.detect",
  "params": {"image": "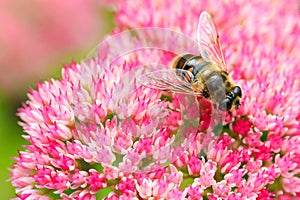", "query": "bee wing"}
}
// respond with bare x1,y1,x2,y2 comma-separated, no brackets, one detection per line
197,11,227,71
139,68,203,96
